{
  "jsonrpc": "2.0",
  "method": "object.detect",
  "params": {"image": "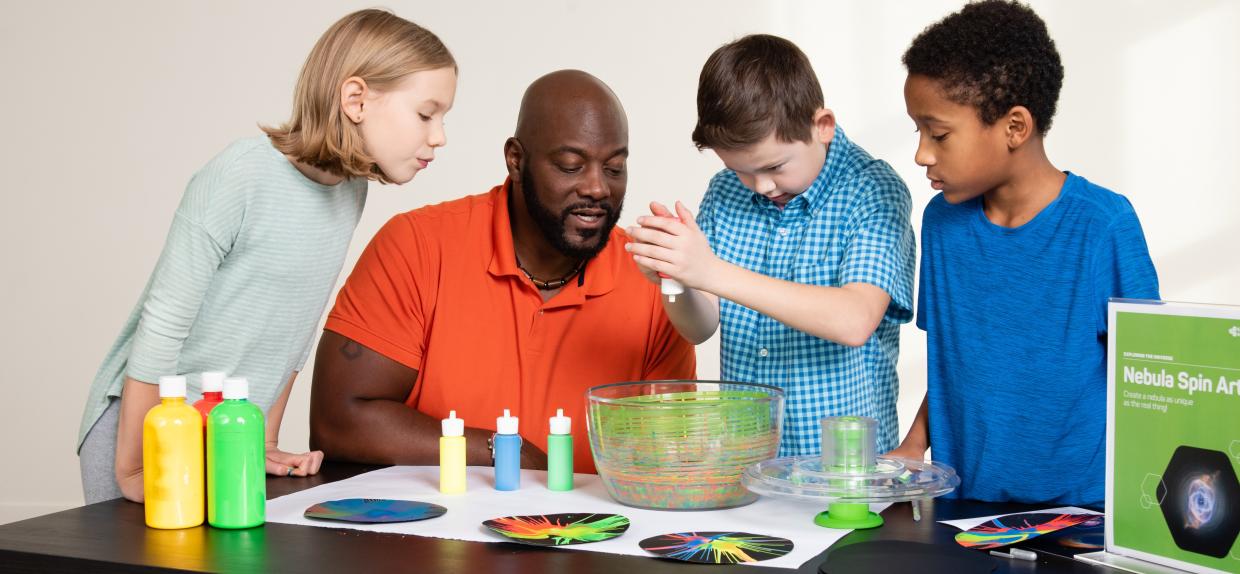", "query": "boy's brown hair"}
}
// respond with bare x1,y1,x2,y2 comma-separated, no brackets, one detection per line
692,34,824,151
262,9,455,183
